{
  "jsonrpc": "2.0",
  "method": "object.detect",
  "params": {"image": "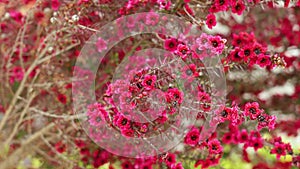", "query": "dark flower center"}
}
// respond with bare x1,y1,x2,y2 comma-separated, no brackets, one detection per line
212,41,218,47
244,49,251,56
191,135,198,140
169,42,174,48
260,58,266,63
121,119,128,125
249,108,256,114
221,110,228,118
235,4,241,10
146,79,152,85
219,0,224,5
234,52,240,59
181,49,187,54
254,48,261,55
172,101,178,106
96,116,101,122
277,148,282,154
196,48,203,54
174,93,179,99
258,115,265,122
212,145,217,150
185,69,193,76
137,82,143,89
